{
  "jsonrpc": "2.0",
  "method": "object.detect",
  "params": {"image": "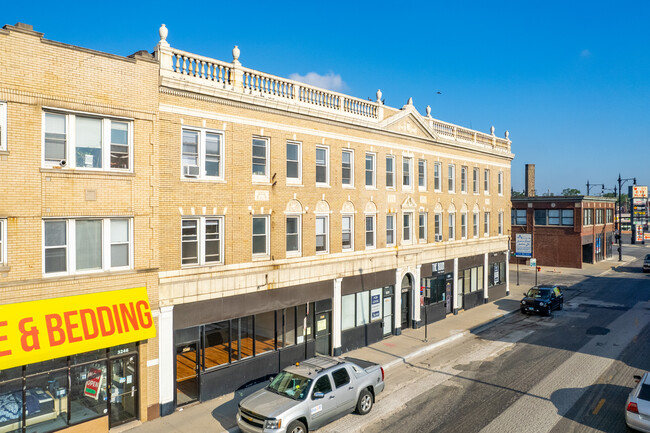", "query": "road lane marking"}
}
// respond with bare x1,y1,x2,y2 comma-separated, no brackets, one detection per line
592,398,606,415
